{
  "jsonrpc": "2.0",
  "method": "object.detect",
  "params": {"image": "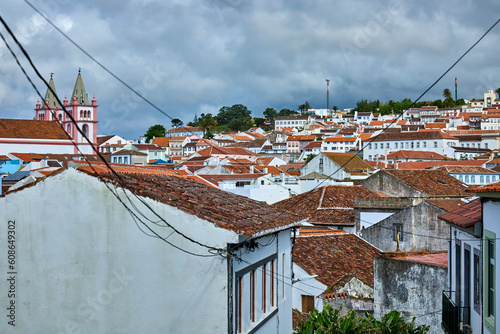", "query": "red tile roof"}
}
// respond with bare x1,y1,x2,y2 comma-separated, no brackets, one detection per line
383,169,469,197
379,150,447,160
425,199,464,212
370,130,457,141
152,137,171,146
293,233,381,289
395,160,487,170
381,251,448,267
0,119,72,140
9,153,46,162
196,146,260,157
76,168,301,237
438,198,481,228
273,185,383,226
